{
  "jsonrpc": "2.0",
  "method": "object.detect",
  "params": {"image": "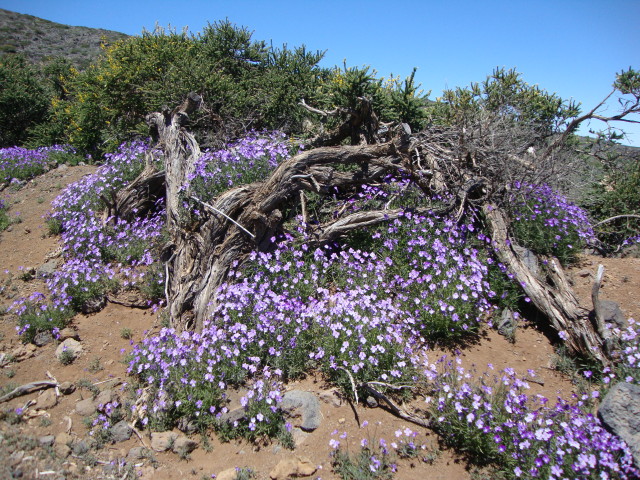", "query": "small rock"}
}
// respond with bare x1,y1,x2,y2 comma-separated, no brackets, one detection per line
217,468,239,480
598,382,640,466
81,295,106,314
9,450,24,467
58,328,80,341
110,420,132,443
56,164,69,172
280,390,322,432
600,300,628,329
72,439,91,456
269,457,317,480
97,378,121,390
33,331,53,347
150,431,179,452
177,417,197,434
75,398,97,417
55,432,73,446
59,381,76,395
38,435,55,447
291,427,309,447
318,388,342,407
338,418,346,424
36,260,58,279
37,389,58,409
577,269,592,278
219,406,247,425
95,389,114,410
55,338,82,361
54,443,71,458
366,396,378,408
11,343,37,361
127,446,150,460
172,436,198,456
